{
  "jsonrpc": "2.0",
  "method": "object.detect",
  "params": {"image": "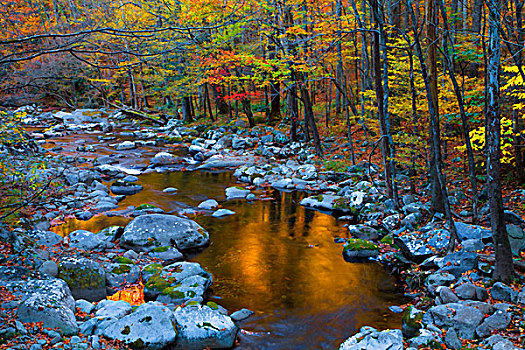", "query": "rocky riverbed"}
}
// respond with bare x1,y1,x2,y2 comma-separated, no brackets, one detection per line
1,106,525,349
